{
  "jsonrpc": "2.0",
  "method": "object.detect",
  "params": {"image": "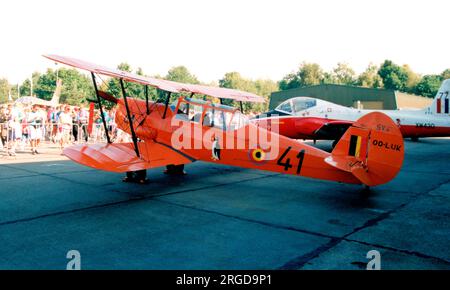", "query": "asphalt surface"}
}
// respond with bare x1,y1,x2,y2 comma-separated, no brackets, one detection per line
0,138,449,270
